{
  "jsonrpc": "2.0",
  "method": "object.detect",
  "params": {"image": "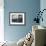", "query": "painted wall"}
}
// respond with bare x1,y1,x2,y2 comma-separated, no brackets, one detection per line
4,0,40,42
40,0,46,27
40,0,46,45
